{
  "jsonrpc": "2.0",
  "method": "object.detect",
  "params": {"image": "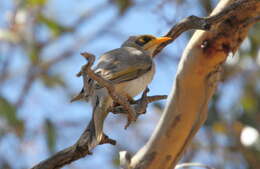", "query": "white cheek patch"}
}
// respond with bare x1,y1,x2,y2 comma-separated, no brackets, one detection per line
130,49,143,55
